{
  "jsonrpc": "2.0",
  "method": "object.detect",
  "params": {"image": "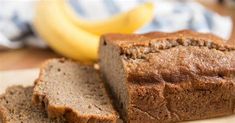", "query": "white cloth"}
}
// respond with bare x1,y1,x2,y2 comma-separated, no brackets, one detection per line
0,0,233,50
